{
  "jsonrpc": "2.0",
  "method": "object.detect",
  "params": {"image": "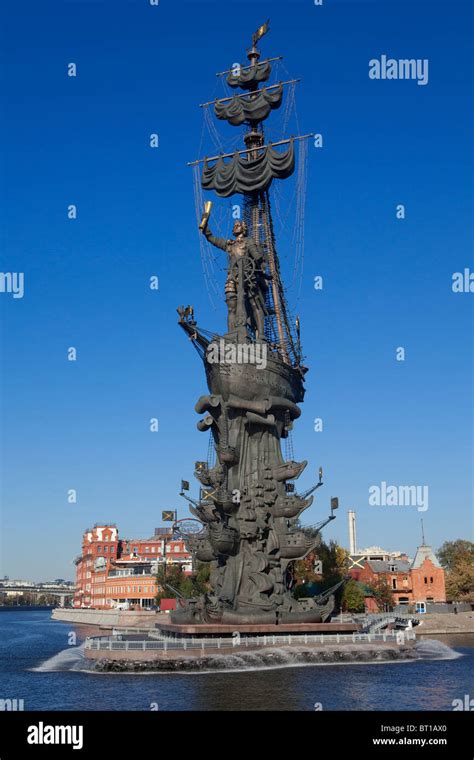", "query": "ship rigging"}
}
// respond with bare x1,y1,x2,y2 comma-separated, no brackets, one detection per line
185,21,312,370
